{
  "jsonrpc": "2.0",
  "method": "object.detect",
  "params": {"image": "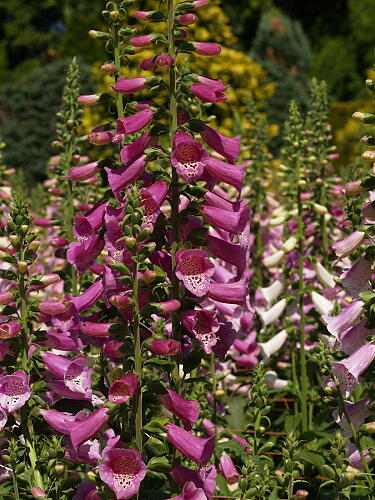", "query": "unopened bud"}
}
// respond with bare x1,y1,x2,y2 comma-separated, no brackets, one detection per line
89,29,110,40
110,10,121,21
30,487,47,498
352,111,375,124
9,235,19,248
214,389,225,399
125,237,137,251
28,241,40,252
298,179,307,188
362,150,375,162
20,225,29,235
142,270,157,284
312,203,328,215
363,421,375,433
17,261,28,274
295,491,309,498
101,61,117,75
